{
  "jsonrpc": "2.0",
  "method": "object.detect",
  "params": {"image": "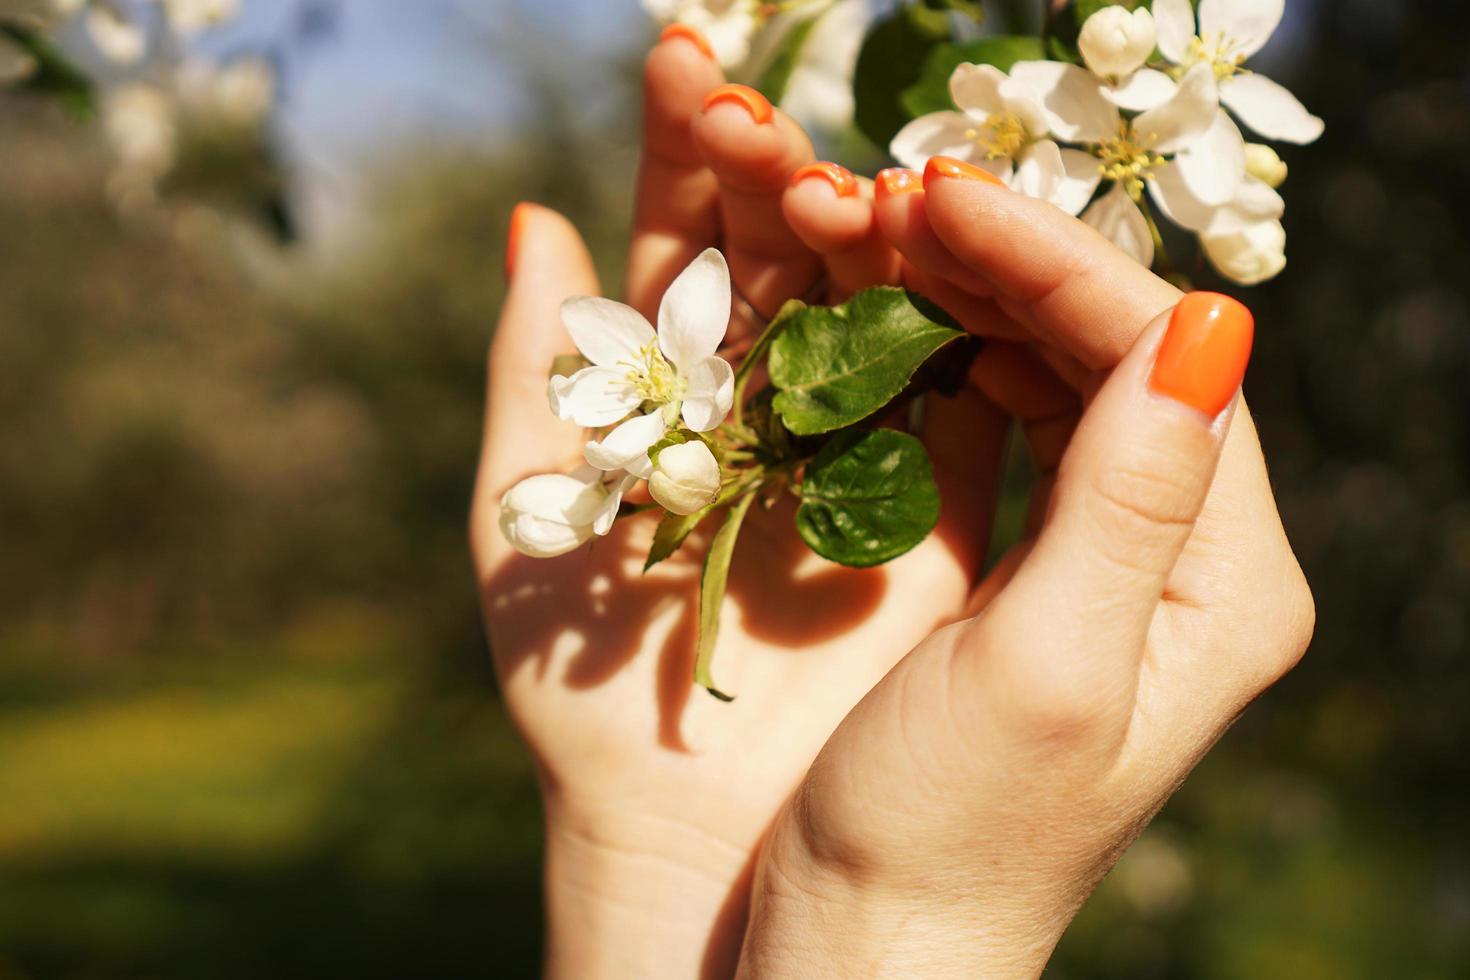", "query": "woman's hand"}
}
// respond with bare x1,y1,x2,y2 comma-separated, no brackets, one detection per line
737,165,1316,978
469,35,1001,980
